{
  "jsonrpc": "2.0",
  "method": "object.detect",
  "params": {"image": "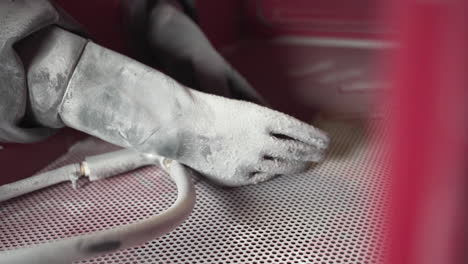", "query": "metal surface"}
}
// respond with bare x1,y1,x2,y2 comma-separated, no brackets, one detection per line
1,119,389,263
